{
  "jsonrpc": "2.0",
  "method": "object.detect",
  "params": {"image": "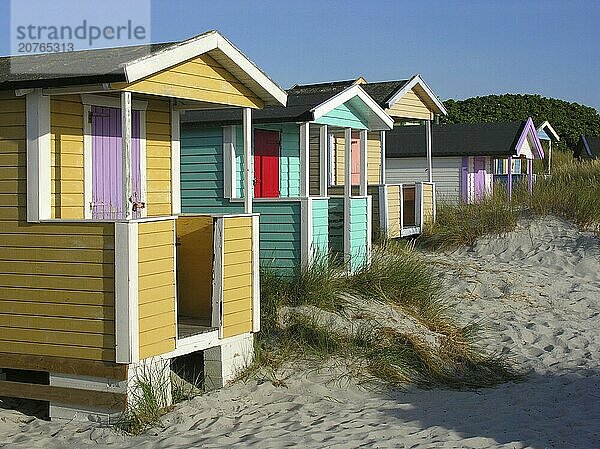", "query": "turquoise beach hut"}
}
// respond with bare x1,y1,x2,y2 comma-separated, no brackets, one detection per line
180,83,393,273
